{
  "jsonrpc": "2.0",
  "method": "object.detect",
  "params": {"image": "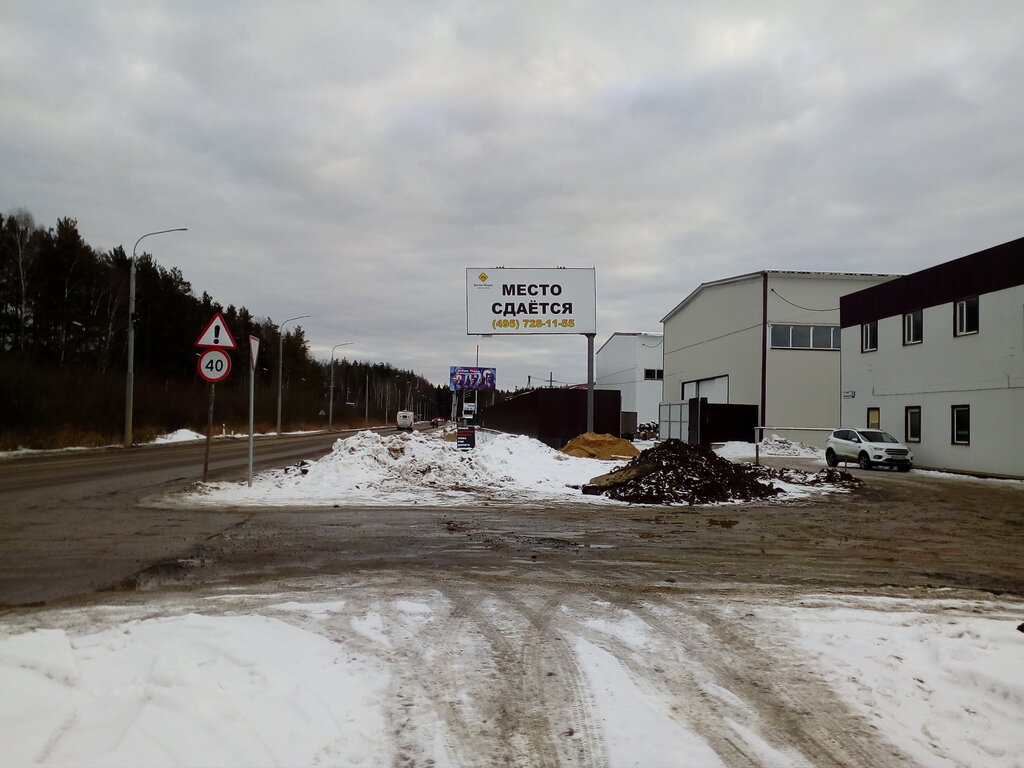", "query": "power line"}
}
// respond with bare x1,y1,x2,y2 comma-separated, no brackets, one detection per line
664,322,762,355
770,288,839,312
